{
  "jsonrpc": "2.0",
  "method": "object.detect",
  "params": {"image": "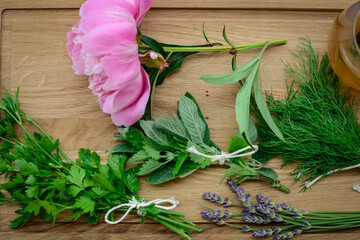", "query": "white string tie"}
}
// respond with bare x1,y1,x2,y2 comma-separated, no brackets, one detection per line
104,196,179,224
186,145,258,165
305,163,360,189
